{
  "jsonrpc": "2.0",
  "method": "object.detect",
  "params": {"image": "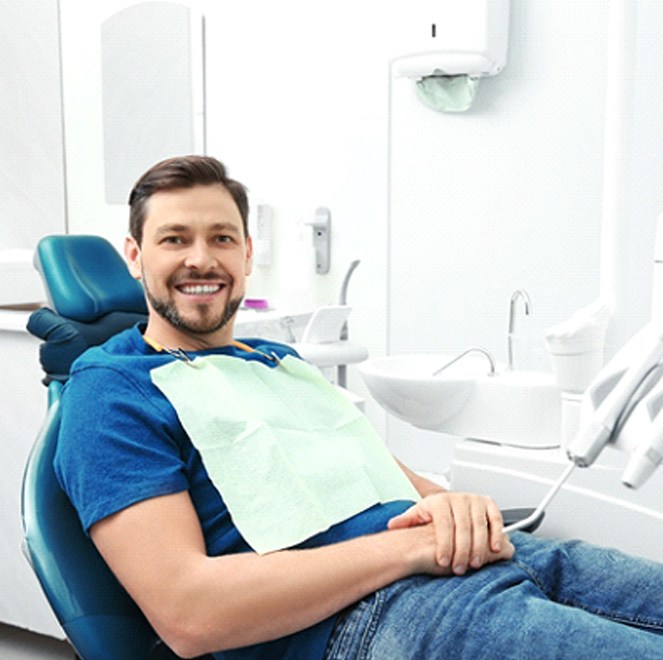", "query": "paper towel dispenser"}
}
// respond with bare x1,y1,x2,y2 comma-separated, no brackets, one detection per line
392,0,510,112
